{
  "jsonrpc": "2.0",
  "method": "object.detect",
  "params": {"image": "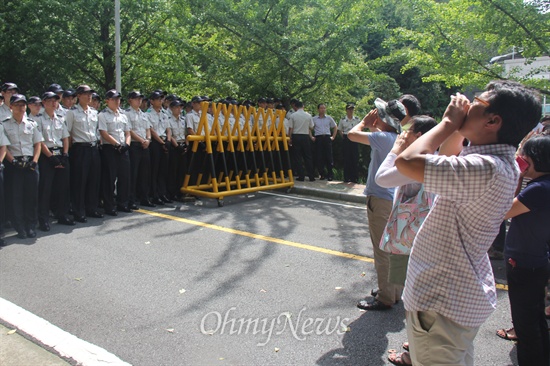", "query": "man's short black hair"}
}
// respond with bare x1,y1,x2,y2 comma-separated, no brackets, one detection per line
410,115,437,135
295,100,304,108
399,94,421,117
485,80,541,148
522,134,550,173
